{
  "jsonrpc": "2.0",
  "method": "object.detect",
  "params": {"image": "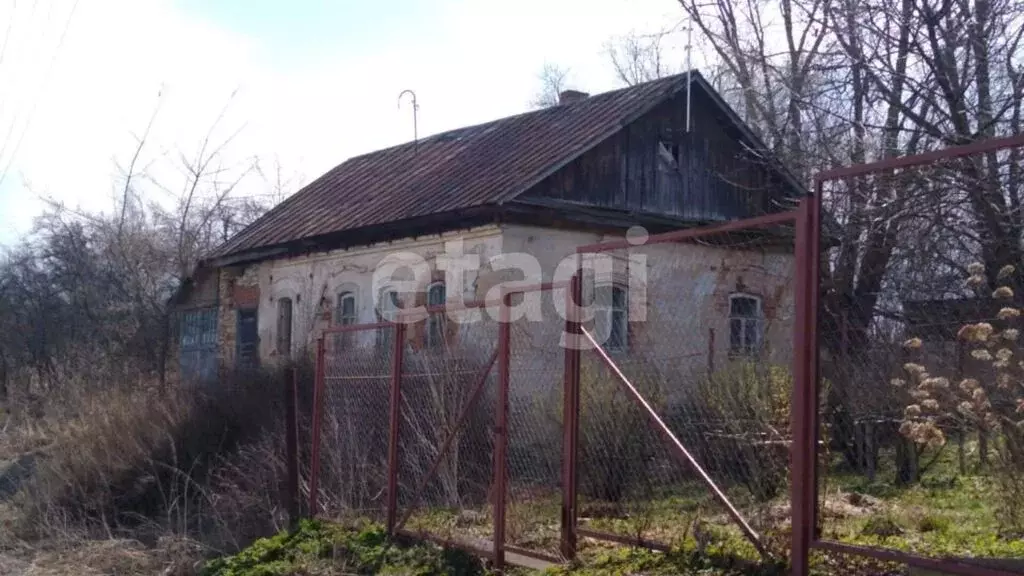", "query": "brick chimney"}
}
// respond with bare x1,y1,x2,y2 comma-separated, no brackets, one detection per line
558,90,589,105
